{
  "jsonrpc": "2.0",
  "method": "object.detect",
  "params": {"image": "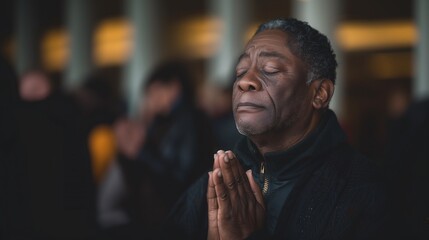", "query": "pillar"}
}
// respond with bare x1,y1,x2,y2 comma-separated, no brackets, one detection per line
208,0,251,87
64,0,93,90
15,0,40,75
124,0,160,116
292,0,344,119
413,0,429,99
